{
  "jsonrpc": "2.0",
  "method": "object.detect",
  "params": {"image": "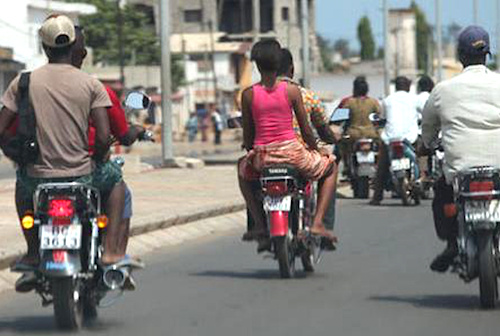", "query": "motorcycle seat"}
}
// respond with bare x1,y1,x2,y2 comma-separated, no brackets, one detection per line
261,165,307,187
